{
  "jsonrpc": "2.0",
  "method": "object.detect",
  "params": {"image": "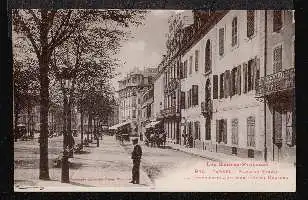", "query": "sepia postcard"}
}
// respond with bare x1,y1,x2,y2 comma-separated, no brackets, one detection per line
12,9,295,192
